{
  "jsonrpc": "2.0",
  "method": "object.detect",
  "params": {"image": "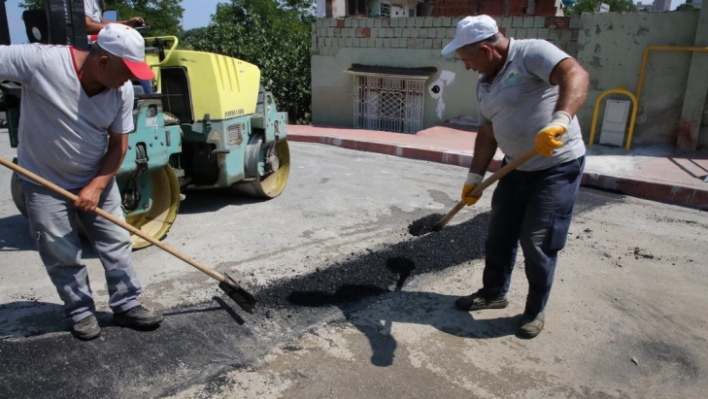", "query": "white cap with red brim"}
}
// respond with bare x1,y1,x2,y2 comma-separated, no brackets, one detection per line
97,23,155,80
